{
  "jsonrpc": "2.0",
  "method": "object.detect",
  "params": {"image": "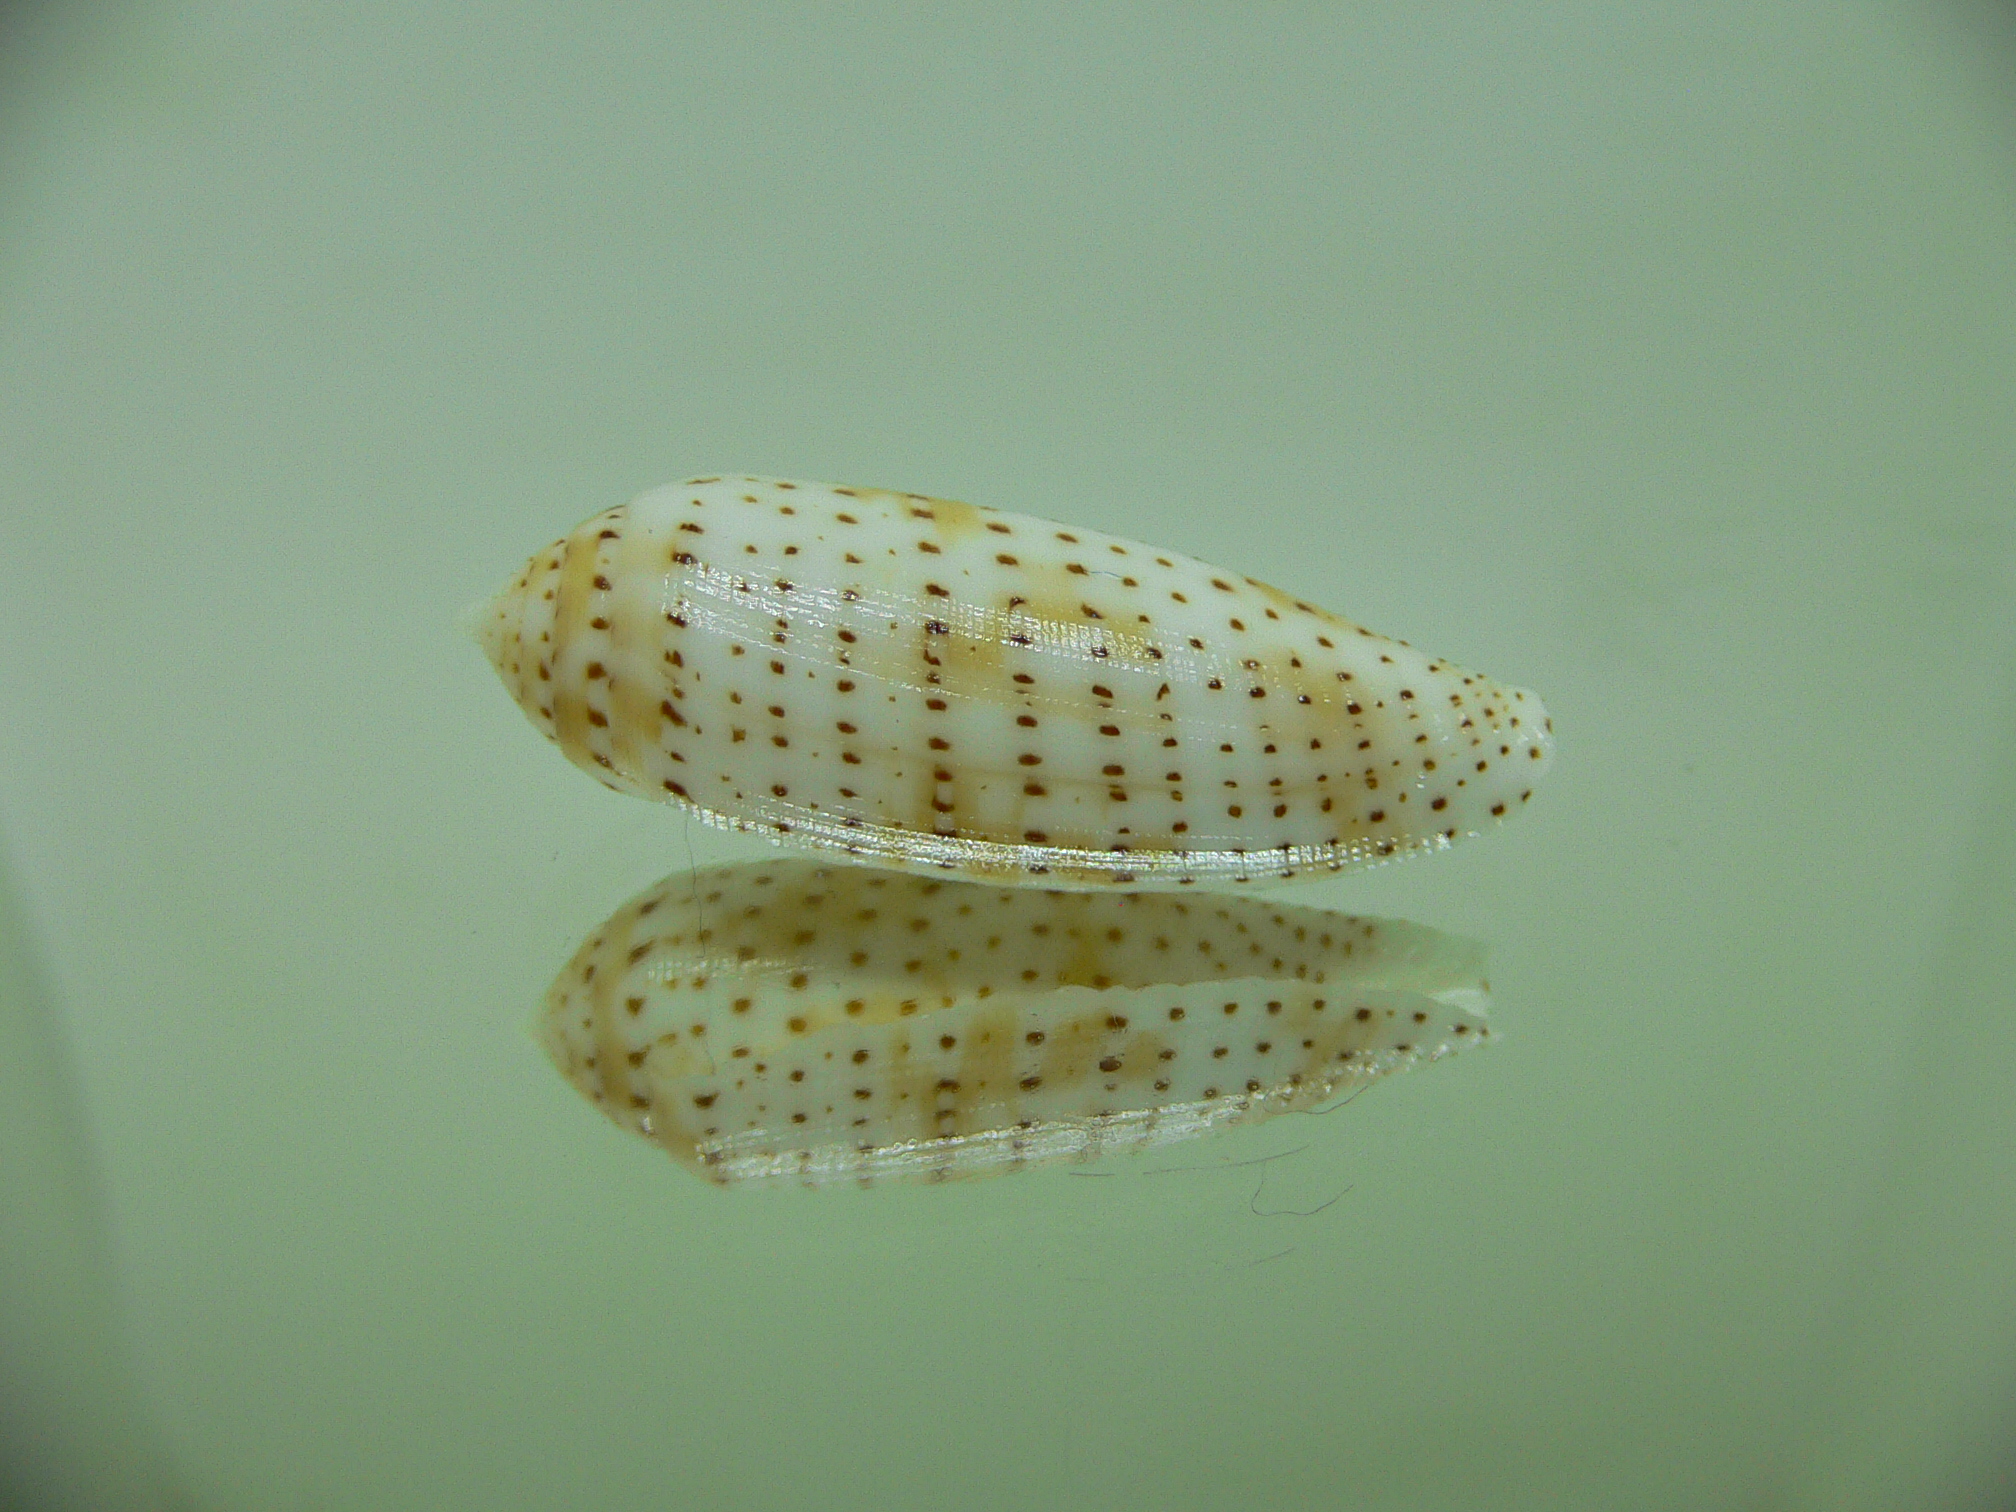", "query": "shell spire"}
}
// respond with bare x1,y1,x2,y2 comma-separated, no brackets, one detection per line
476,476,1554,888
